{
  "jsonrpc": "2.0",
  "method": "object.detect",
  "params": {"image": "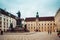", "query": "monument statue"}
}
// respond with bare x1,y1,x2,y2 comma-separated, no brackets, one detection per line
16,11,22,28
17,11,21,18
